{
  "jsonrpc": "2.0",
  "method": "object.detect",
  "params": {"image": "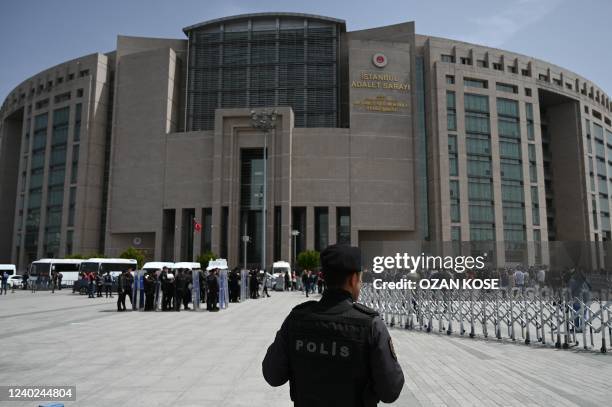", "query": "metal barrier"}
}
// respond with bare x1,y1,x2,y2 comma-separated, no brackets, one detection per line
360,283,612,353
